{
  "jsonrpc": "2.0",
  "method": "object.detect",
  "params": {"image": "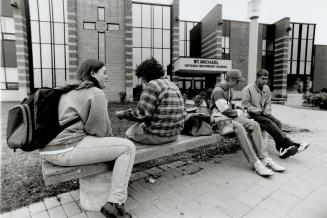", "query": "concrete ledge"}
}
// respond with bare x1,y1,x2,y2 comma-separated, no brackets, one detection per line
42,134,221,185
